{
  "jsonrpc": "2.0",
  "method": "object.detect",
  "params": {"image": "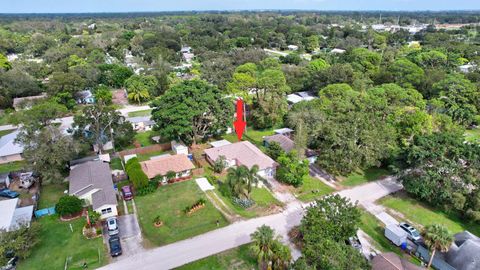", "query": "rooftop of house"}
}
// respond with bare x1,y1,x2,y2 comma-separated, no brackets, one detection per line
372,252,423,270
140,154,195,179
204,141,277,171
446,231,480,270
264,134,295,153
0,130,24,157
126,116,154,125
68,160,117,210
0,198,33,232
